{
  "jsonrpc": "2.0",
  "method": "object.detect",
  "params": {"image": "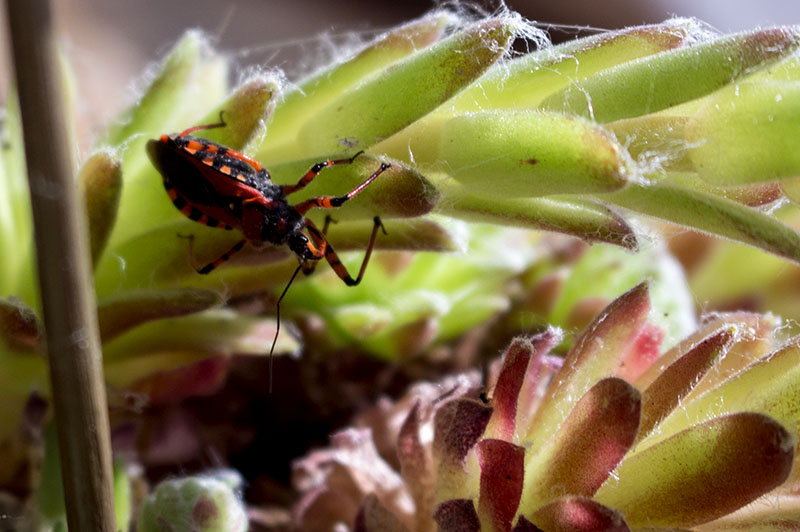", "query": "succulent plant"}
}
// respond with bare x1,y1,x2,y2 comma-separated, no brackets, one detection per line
291,283,799,531
3,6,800,529
137,470,247,532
